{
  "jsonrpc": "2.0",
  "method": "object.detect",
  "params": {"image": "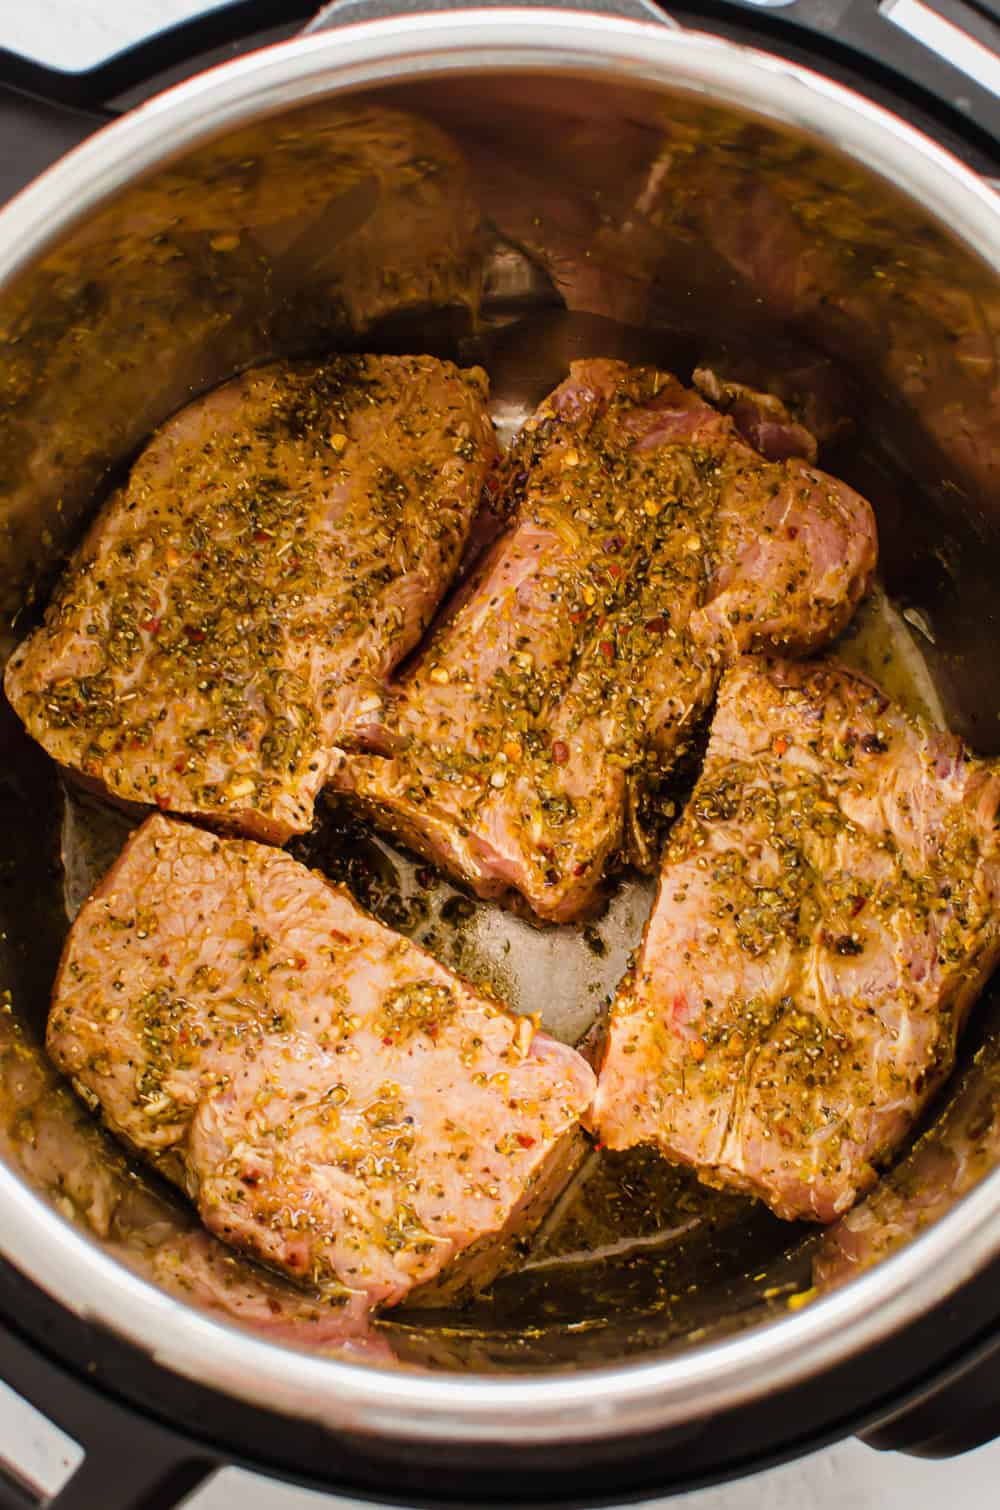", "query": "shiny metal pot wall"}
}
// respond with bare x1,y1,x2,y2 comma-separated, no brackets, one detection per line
0,6,999,1450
